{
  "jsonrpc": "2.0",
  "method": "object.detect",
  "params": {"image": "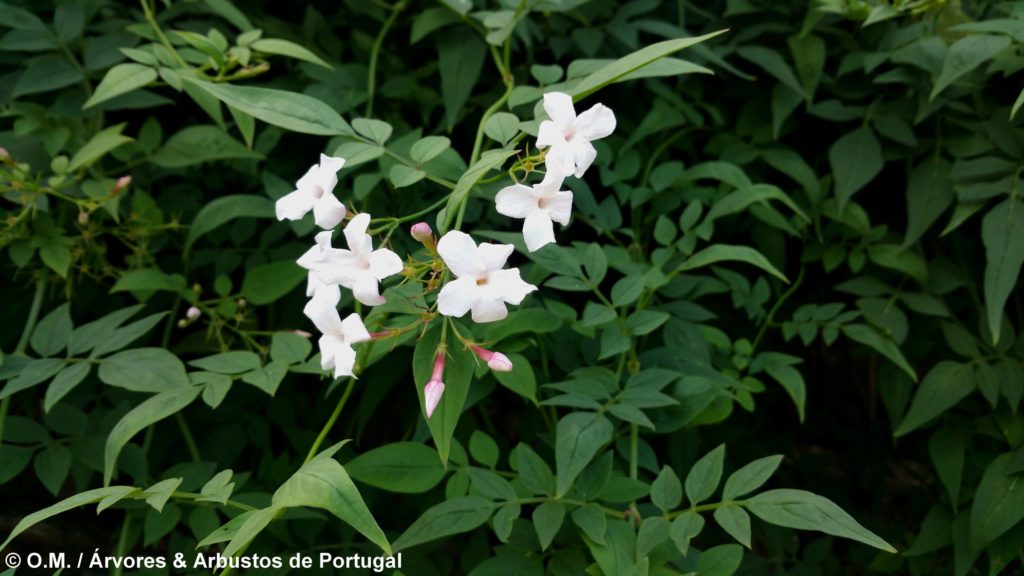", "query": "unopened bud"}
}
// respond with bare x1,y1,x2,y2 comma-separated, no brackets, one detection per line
111,175,132,196
77,212,89,225
236,298,247,308
291,329,313,338
471,345,514,372
186,306,201,320
0,147,10,162
410,222,435,249
424,350,446,418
